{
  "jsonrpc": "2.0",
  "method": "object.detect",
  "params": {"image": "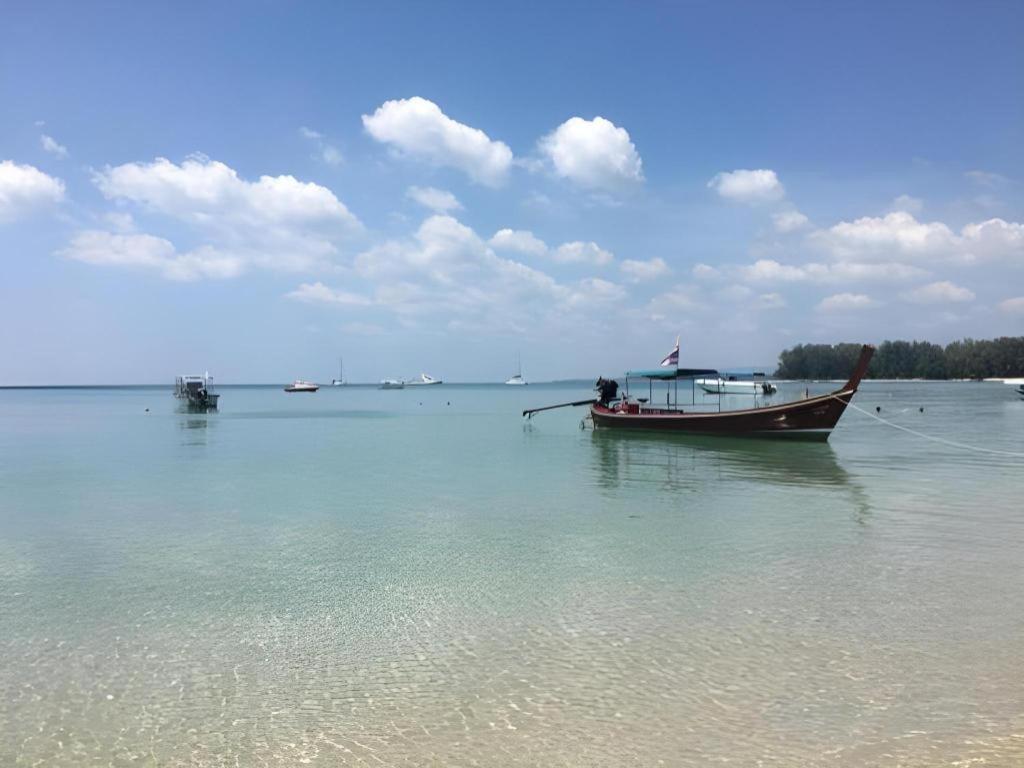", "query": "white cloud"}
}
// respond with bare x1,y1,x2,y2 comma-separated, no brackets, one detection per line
960,218,1024,261
621,257,670,282
40,134,68,158
362,97,513,186
286,281,373,306
708,169,784,203
299,127,342,166
407,185,463,213
538,116,643,191
773,209,809,233
900,281,975,304
811,211,956,259
0,160,65,221
553,241,614,266
812,211,1024,264
342,321,385,335
692,263,721,280
890,194,923,213
997,297,1024,315
60,230,243,281
817,292,875,312
488,228,547,257
343,215,628,332
90,155,360,274
739,258,926,284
